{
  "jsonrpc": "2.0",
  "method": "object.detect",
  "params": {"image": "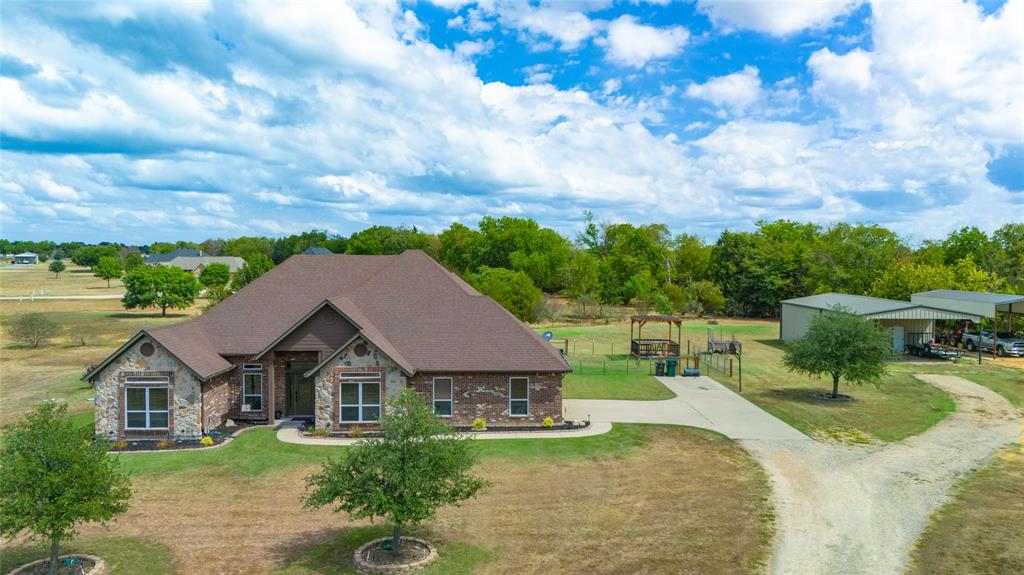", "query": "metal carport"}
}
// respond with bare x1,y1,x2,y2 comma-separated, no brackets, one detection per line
912,290,1024,359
